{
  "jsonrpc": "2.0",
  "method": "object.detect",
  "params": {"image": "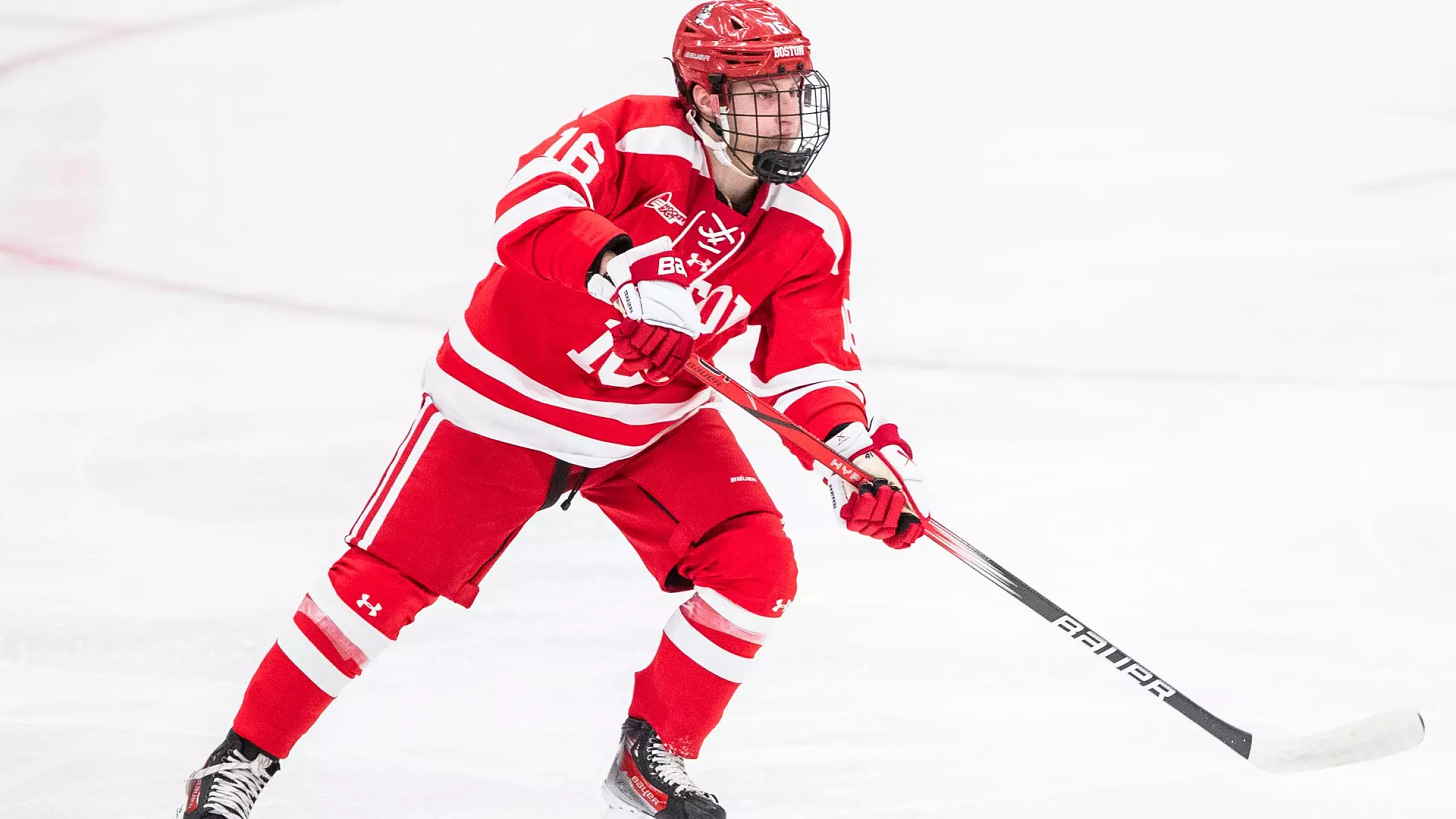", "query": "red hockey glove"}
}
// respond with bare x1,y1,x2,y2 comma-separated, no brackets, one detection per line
588,236,701,385
824,418,925,549
609,320,693,384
